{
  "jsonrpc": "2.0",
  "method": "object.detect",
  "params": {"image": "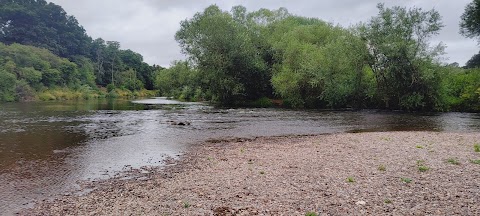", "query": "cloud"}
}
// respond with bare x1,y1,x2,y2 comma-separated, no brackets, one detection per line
48,0,477,67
